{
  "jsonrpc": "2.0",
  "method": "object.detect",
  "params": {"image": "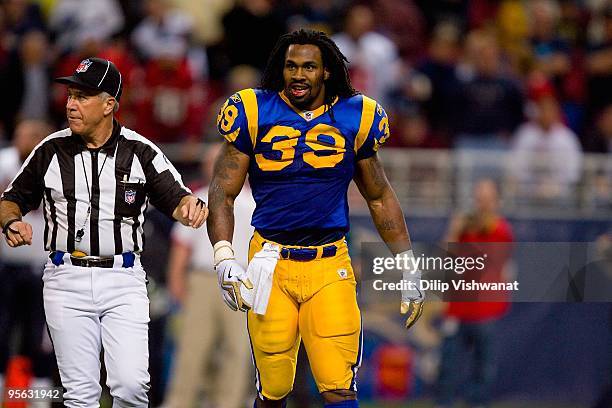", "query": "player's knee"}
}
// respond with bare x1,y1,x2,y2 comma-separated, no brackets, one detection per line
111,377,149,407
321,389,357,405
261,382,293,402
